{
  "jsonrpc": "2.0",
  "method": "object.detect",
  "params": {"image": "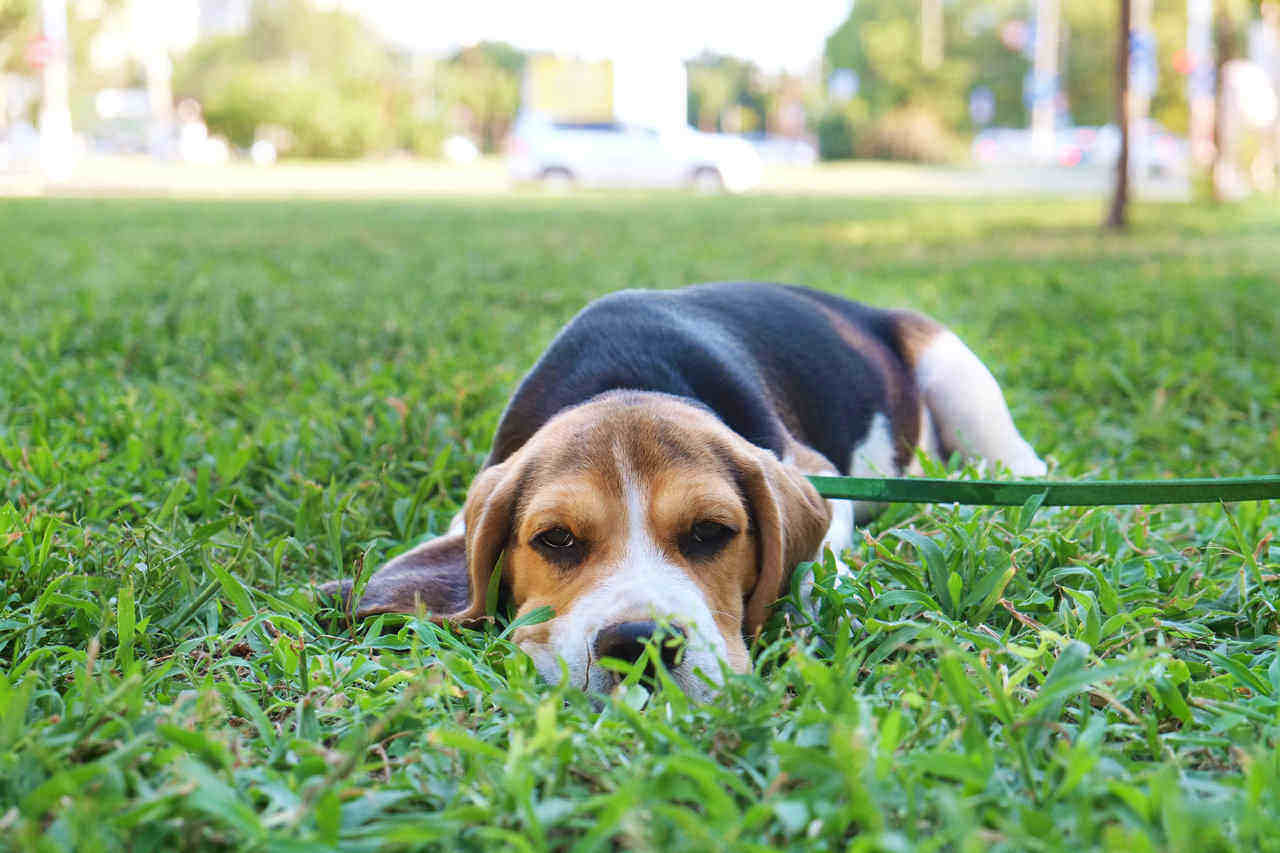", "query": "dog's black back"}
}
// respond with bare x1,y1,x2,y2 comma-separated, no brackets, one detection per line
487,282,920,474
